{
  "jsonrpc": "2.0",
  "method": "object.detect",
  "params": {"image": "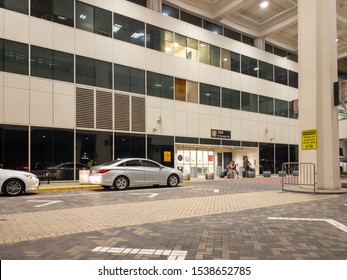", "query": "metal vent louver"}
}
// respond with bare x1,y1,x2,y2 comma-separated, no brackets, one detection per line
115,93,130,131
96,90,112,130
76,87,94,128
131,96,145,132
